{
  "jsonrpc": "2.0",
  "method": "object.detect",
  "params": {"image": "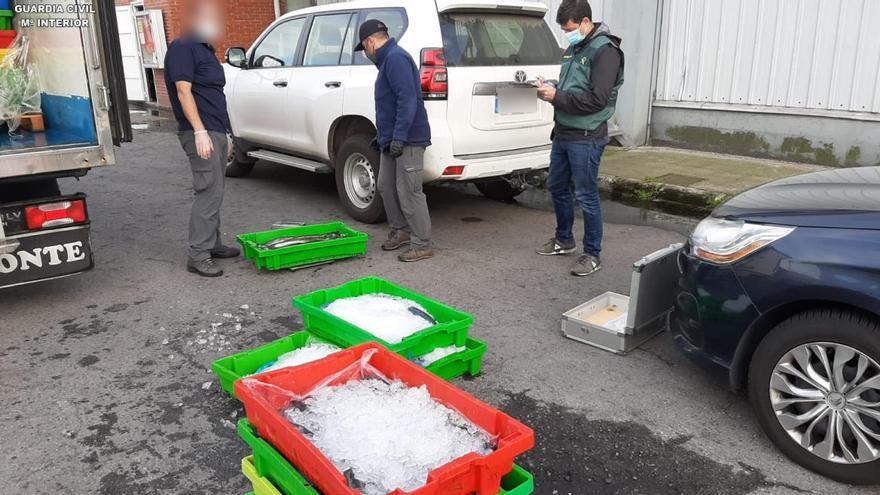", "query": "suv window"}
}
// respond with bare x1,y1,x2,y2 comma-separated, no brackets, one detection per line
439,13,561,67
303,13,354,66
252,17,307,68
353,8,408,65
